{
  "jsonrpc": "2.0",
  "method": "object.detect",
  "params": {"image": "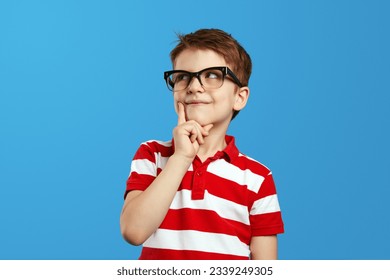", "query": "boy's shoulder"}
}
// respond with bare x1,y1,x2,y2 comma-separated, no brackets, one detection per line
234,151,272,178
132,139,173,165
140,139,172,149
136,139,174,157
224,135,272,178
